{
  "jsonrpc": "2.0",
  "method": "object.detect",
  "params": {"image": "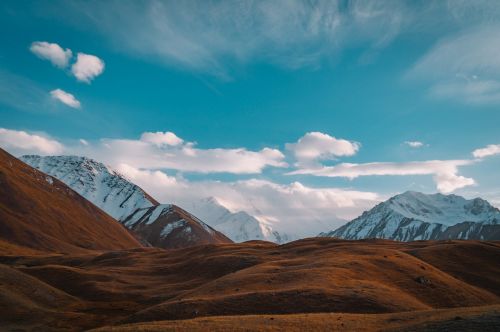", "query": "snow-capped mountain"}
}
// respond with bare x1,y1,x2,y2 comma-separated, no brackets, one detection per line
21,155,233,248
184,197,284,243
21,155,157,221
122,204,232,248
1,148,142,253
322,191,500,241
